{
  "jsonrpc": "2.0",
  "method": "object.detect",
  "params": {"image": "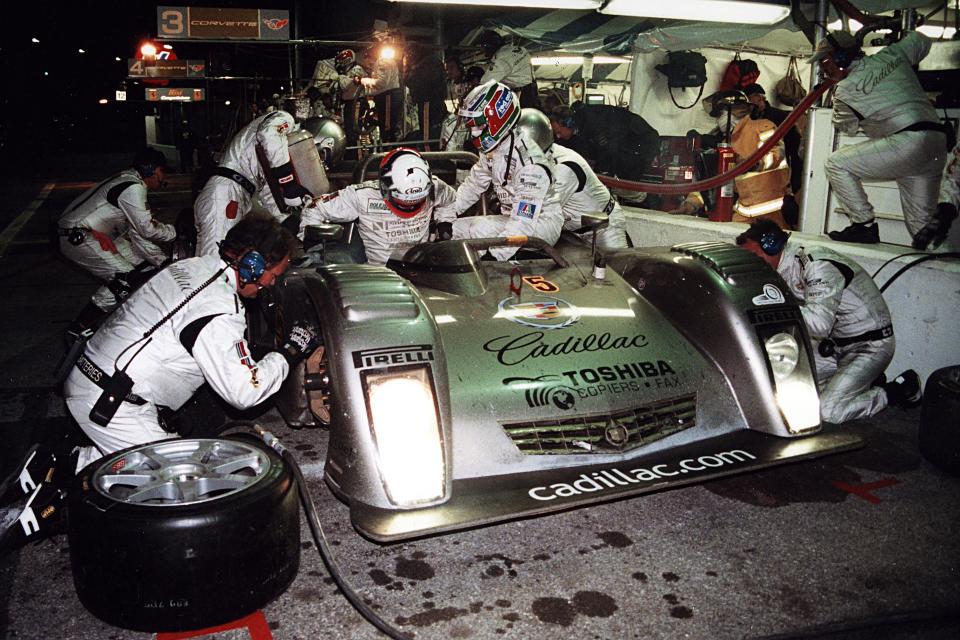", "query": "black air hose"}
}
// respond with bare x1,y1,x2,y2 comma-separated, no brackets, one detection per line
251,426,410,640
